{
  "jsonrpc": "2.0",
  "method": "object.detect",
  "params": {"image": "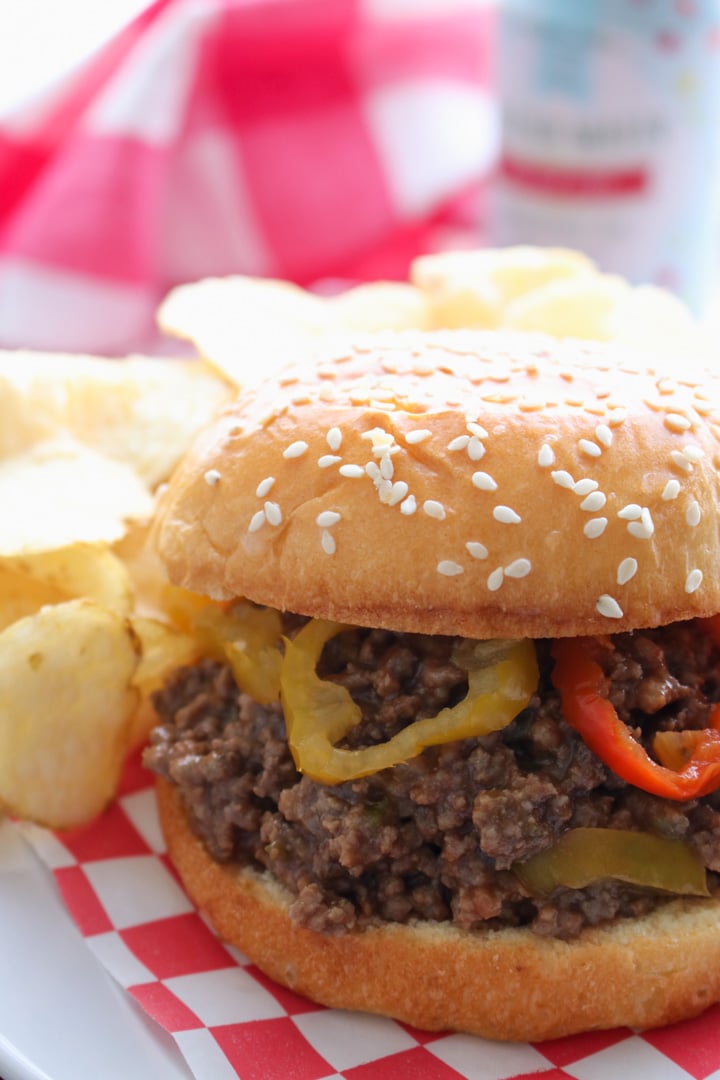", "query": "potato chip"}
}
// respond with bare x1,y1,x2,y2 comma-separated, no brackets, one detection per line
325,282,431,332
501,273,631,339
158,276,431,387
499,272,705,356
411,246,596,328
604,284,709,358
3,544,133,617
0,351,232,488
158,276,326,386
0,567,68,634
0,439,155,555
0,599,139,828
